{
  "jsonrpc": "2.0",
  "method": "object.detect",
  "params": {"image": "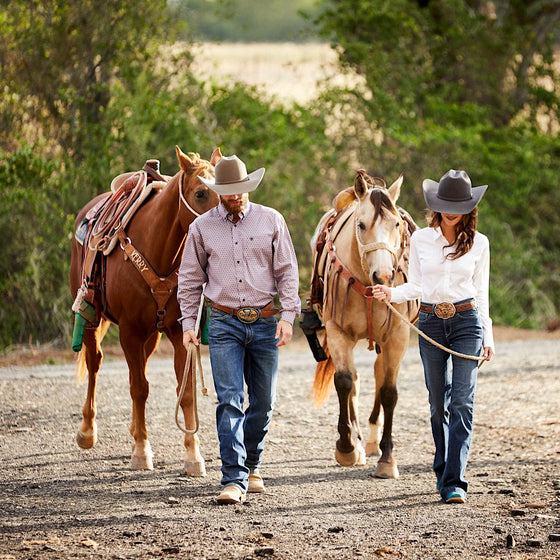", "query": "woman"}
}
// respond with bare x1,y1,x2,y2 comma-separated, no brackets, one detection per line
373,169,495,504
